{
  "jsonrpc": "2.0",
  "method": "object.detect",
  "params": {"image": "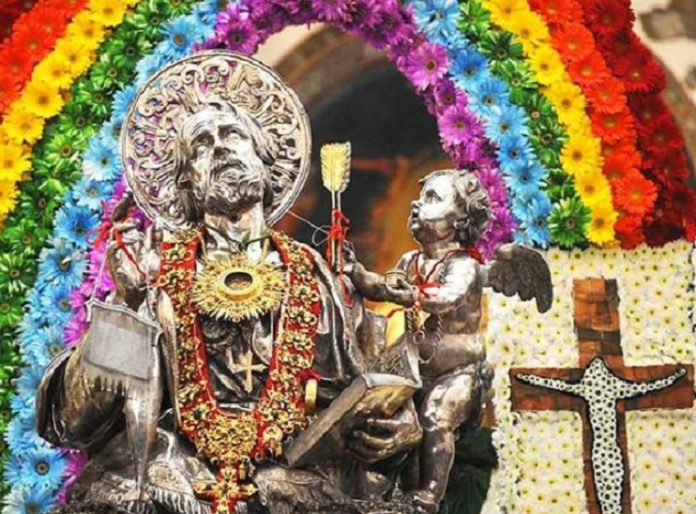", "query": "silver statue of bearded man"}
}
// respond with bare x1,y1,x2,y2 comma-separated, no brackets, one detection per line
37,53,421,514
